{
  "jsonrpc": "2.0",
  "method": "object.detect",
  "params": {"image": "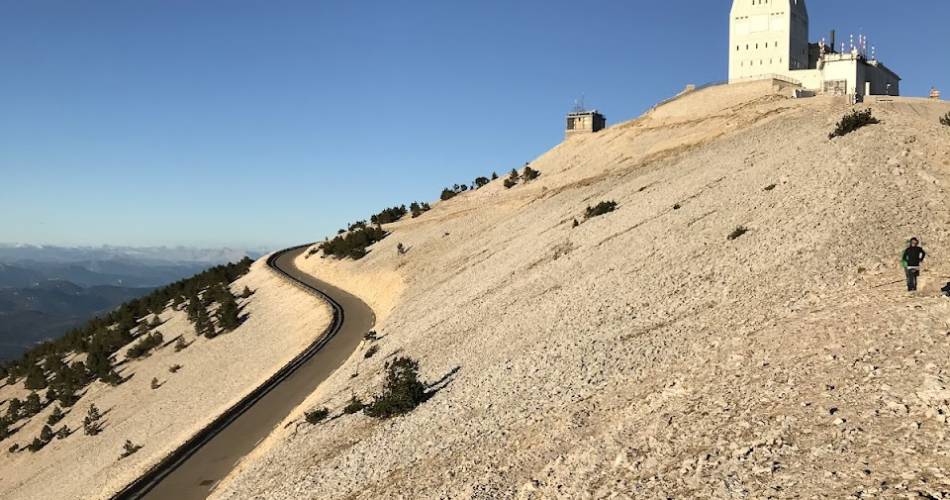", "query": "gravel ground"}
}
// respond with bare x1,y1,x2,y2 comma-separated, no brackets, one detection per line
217,82,950,499
0,257,331,500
